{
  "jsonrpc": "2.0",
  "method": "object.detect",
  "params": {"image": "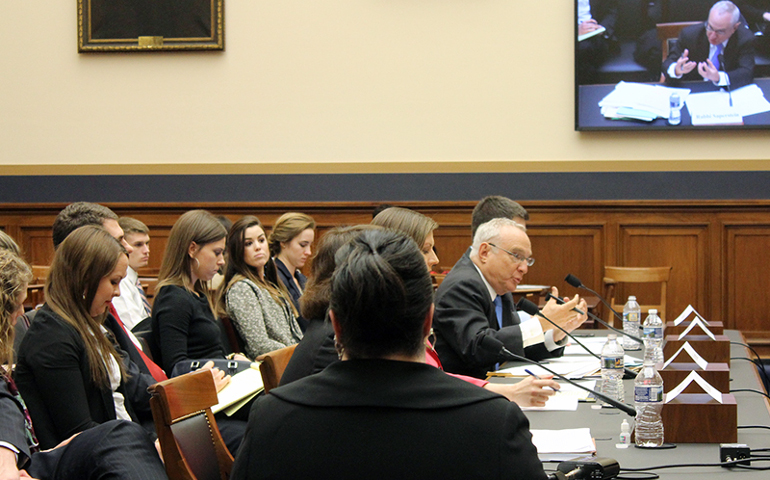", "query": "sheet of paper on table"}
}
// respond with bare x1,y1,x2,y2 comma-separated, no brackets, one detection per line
530,427,596,461
520,380,597,412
